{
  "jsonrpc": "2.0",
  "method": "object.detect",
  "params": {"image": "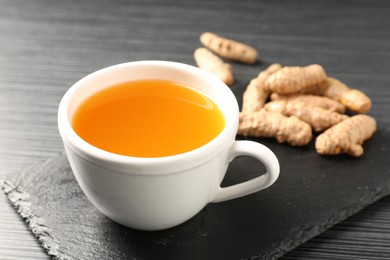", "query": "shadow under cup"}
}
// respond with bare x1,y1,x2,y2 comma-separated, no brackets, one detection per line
58,61,279,231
